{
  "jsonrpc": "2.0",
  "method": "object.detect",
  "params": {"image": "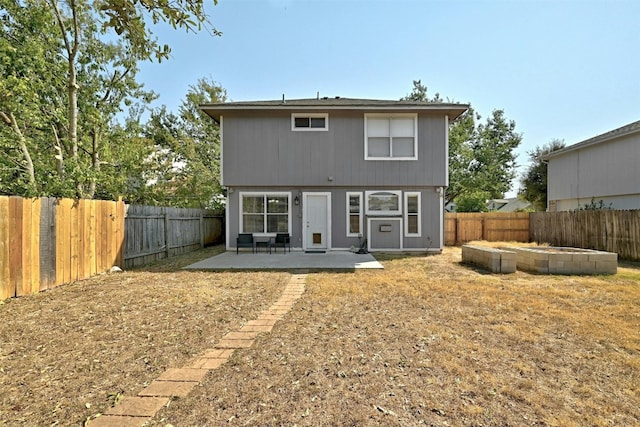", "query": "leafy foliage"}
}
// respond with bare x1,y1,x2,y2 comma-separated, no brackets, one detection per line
1,0,221,202
139,78,227,208
518,139,565,211
401,79,443,102
401,80,522,210
576,198,613,211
